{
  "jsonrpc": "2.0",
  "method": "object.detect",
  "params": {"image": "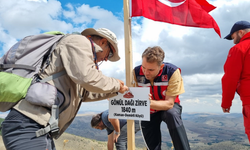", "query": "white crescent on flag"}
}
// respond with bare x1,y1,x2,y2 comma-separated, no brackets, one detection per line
158,0,186,7
129,0,186,16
